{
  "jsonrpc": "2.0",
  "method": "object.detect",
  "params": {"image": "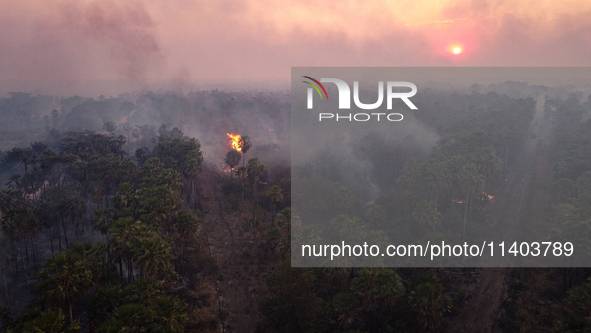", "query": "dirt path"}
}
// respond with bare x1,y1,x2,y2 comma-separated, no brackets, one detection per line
452,97,547,332
200,170,268,333
457,268,505,333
